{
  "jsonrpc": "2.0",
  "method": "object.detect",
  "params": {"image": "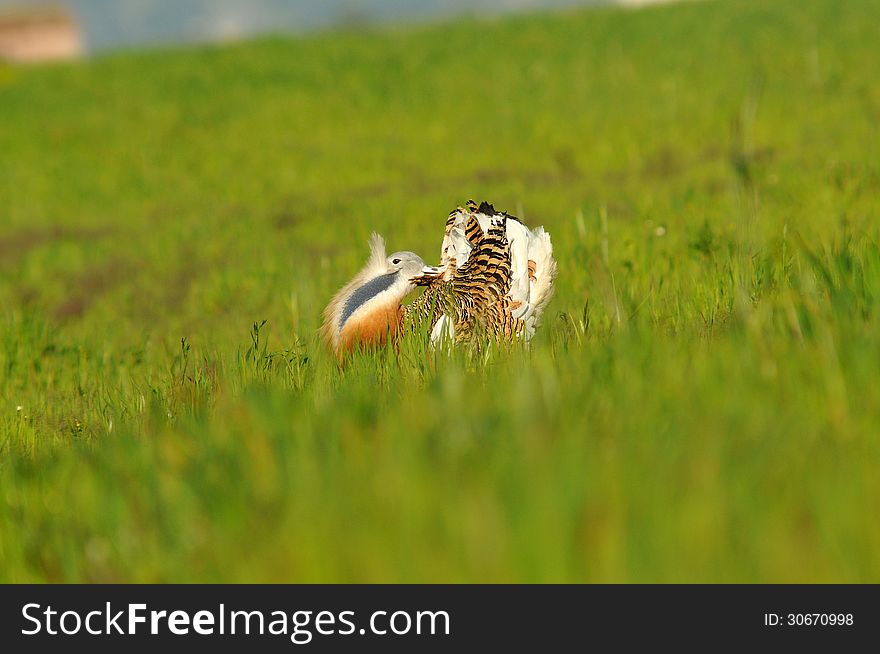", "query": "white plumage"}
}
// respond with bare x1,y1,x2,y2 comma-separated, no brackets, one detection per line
424,201,557,343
